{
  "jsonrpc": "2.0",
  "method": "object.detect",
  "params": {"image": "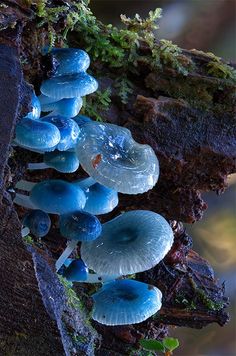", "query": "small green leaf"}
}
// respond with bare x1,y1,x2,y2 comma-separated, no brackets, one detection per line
162,337,179,352
140,339,165,352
